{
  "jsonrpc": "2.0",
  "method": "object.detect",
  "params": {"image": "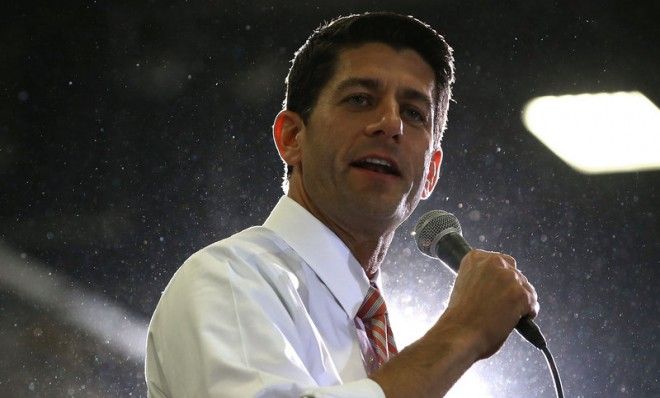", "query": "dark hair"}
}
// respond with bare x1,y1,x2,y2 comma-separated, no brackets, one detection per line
281,12,455,183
